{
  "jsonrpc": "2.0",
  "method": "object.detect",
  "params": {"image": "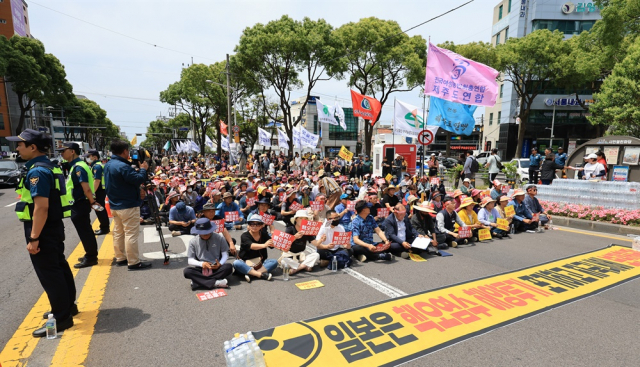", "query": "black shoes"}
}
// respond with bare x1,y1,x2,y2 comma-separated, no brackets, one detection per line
94,229,110,235
74,258,98,269
128,261,152,271
43,304,78,319
260,273,273,281
114,258,128,266
33,315,74,338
